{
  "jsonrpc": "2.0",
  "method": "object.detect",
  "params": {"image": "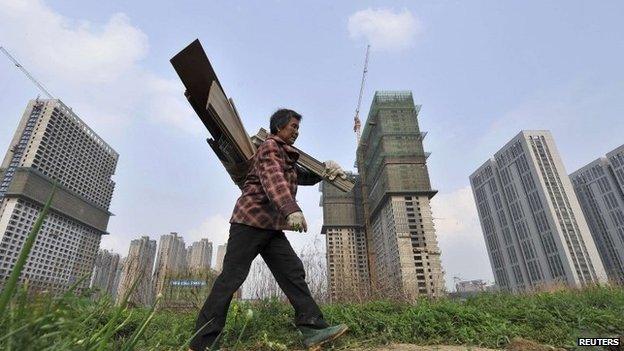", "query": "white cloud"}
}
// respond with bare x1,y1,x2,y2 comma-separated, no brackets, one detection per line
432,186,480,238
186,214,231,249
430,186,494,290
0,0,206,259
1,0,147,84
0,0,195,135
144,73,204,135
99,235,132,256
348,8,421,51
